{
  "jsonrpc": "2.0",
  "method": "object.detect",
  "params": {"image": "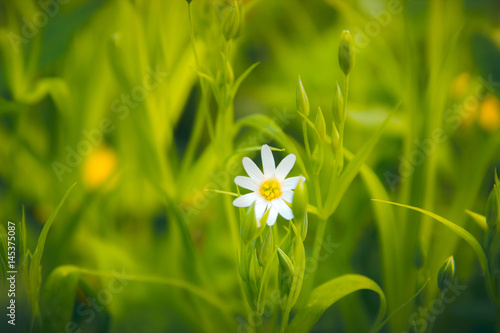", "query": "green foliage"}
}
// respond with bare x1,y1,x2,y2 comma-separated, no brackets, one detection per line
286,274,386,333
1,0,500,332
